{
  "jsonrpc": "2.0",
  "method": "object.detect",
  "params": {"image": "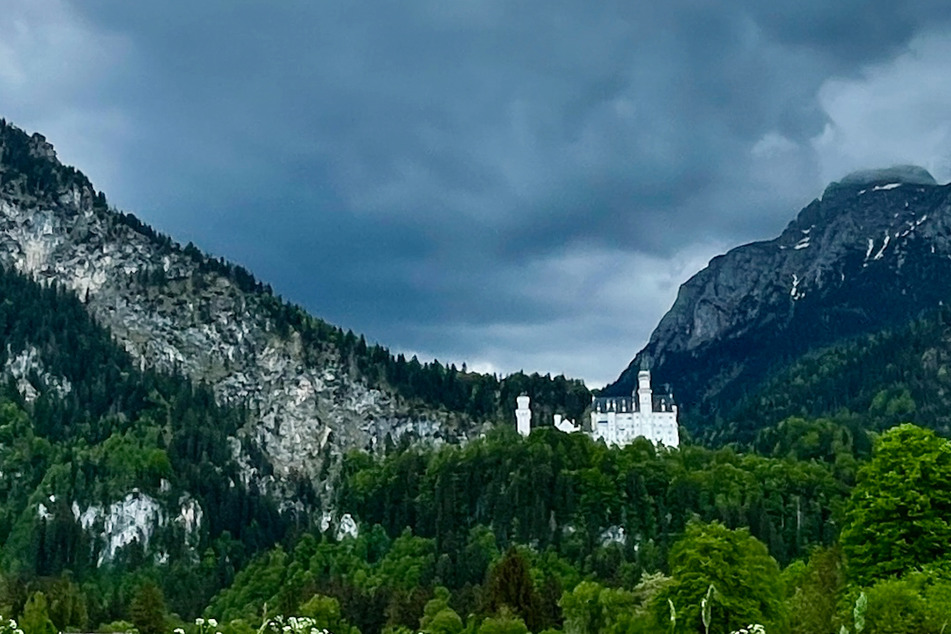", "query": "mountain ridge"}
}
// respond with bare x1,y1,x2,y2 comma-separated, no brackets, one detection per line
607,165,951,435
0,119,590,502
